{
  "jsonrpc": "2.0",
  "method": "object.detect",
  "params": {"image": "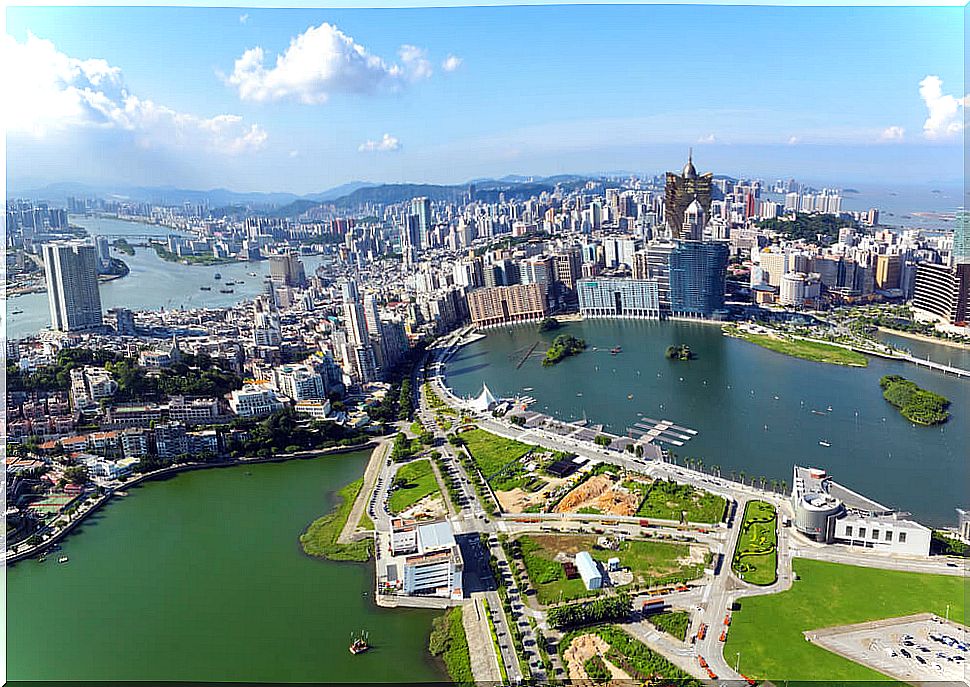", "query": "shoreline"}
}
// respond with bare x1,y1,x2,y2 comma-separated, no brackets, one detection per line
5,442,377,566
875,326,970,351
